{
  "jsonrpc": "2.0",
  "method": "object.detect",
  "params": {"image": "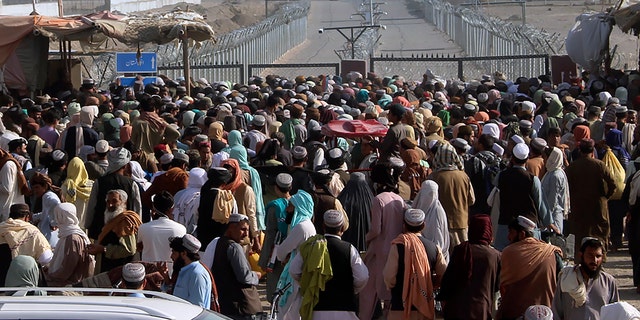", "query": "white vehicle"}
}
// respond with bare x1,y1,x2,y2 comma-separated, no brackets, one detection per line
0,287,232,320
